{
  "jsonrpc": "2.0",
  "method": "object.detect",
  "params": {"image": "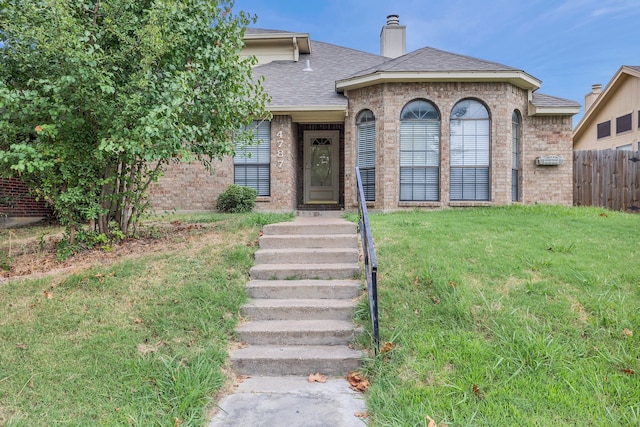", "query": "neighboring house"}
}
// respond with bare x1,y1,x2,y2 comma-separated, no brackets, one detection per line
150,15,580,212
0,178,53,218
573,66,640,151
